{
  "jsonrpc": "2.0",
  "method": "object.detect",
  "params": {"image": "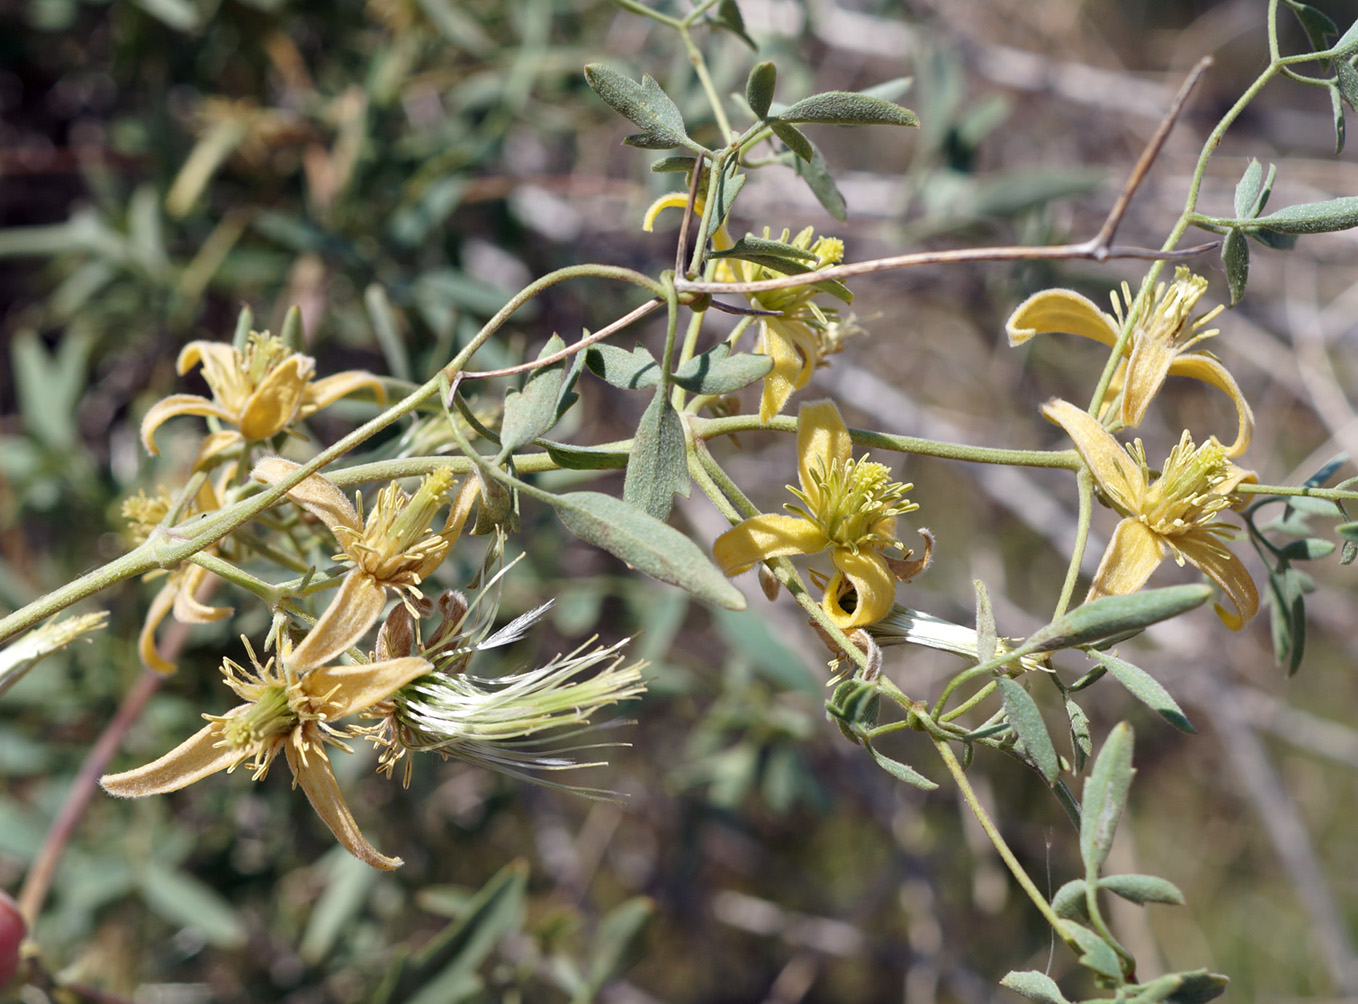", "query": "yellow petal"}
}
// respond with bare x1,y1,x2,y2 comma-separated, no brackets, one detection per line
171,564,233,625
1005,288,1118,348
1167,354,1255,458
193,430,246,469
1175,532,1259,629
1086,518,1164,600
177,340,238,385
1041,398,1145,513
138,580,180,674
287,743,403,869
251,457,362,534
826,547,895,628
1120,330,1175,431
288,572,388,672
757,319,817,423
100,721,243,796
797,399,852,498
641,192,704,232
306,656,433,718
713,514,829,574
239,355,311,440
140,394,237,455
303,370,387,413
